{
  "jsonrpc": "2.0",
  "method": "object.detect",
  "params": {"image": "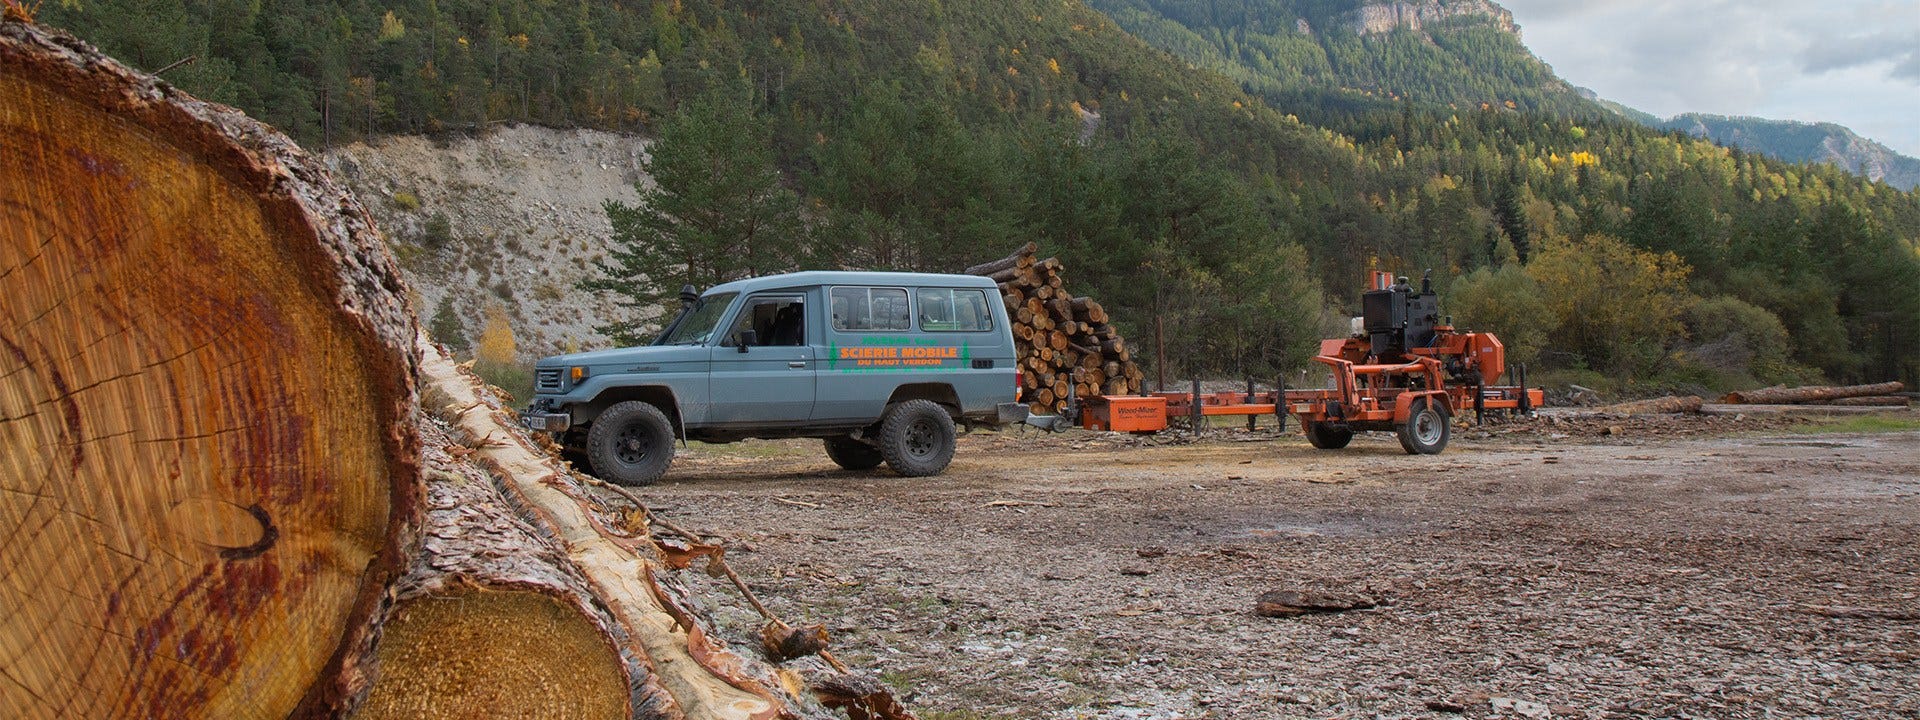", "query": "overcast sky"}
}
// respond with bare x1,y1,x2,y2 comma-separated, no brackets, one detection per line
1499,0,1920,157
